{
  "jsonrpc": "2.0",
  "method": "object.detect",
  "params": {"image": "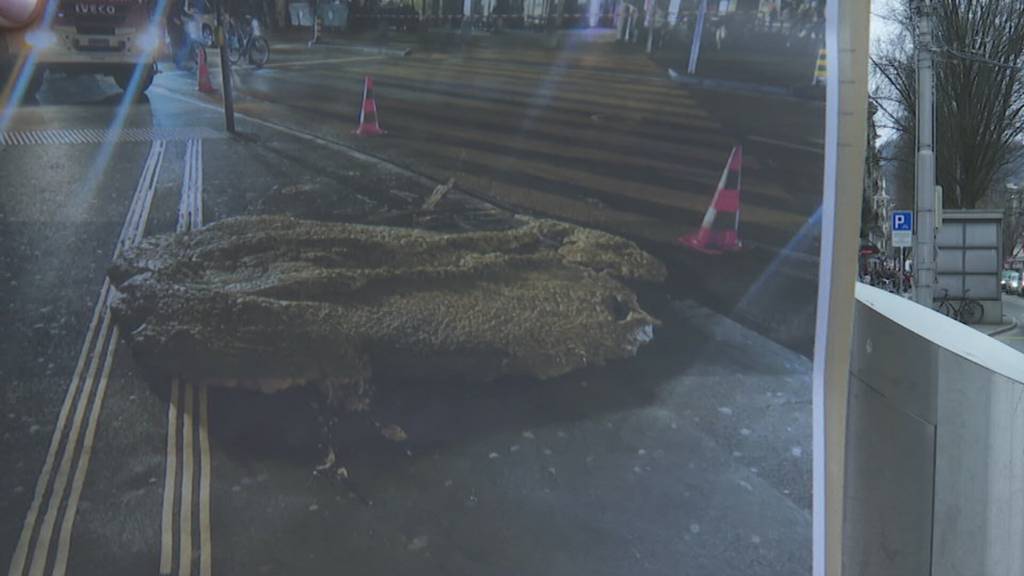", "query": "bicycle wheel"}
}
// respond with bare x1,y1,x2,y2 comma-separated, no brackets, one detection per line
959,299,984,324
227,30,243,65
248,36,270,68
938,300,957,320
